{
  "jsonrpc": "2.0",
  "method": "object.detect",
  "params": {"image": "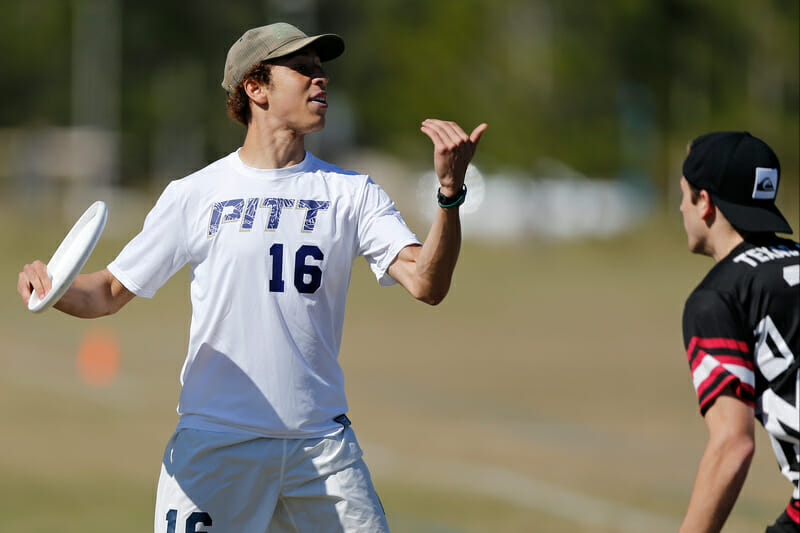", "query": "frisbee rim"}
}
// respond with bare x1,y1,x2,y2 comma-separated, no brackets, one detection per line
27,201,108,313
